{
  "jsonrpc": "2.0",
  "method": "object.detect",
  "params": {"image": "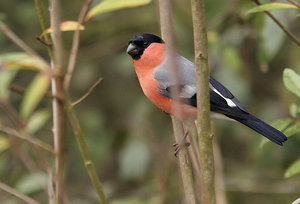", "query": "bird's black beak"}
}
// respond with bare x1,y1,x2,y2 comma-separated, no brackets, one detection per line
126,43,139,56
